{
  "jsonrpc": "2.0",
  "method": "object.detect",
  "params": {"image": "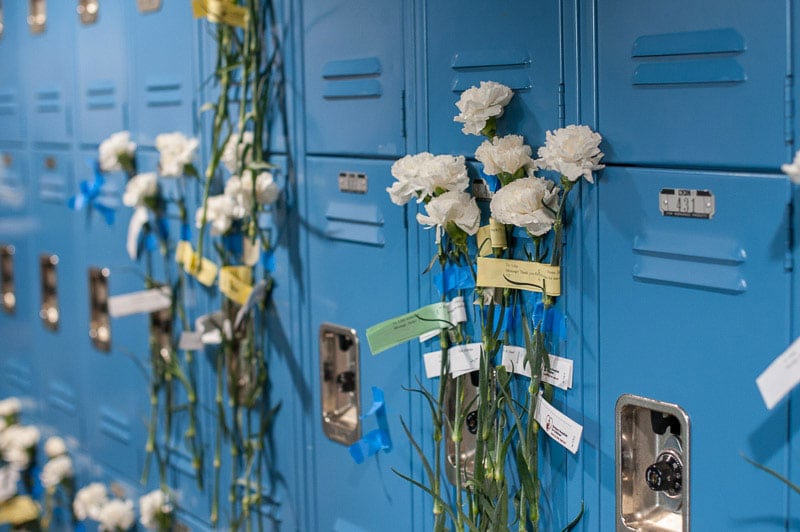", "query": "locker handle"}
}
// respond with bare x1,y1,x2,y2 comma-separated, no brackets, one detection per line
1,244,15,314
319,323,361,446
28,0,45,34
39,254,59,331
77,0,98,25
88,267,111,352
